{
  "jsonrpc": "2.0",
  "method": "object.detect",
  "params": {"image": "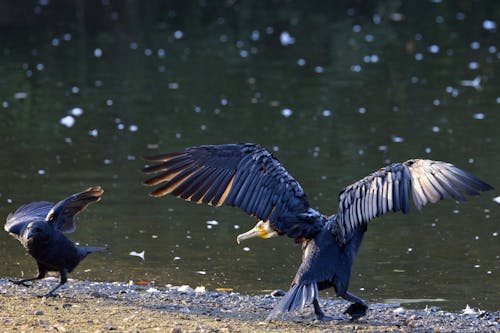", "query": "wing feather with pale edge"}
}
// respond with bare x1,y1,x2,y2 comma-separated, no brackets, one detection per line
45,186,104,233
143,143,322,240
333,159,493,244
